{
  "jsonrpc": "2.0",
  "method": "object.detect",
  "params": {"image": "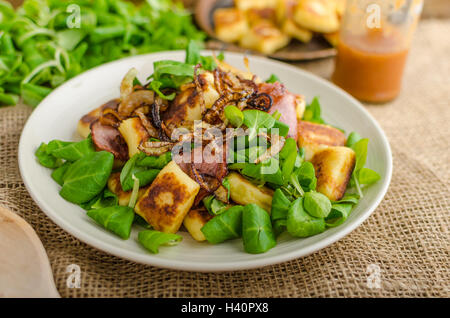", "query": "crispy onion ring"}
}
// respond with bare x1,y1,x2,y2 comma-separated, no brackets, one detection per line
138,140,173,156
203,68,257,124
135,108,159,138
118,90,155,117
99,113,120,128
248,92,273,111
190,163,213,193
